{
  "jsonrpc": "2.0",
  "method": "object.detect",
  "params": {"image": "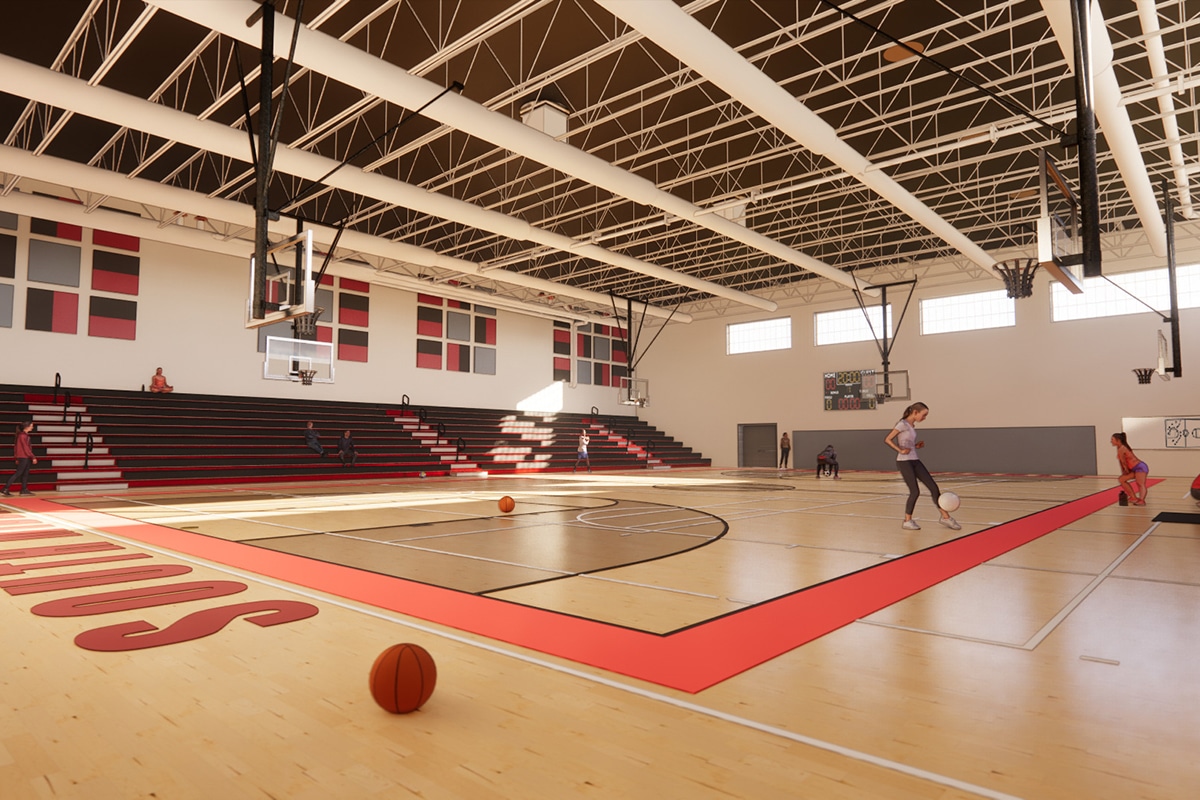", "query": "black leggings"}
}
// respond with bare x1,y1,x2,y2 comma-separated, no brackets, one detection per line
779,448,790,468
3,458,32,493
897,459,940,515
